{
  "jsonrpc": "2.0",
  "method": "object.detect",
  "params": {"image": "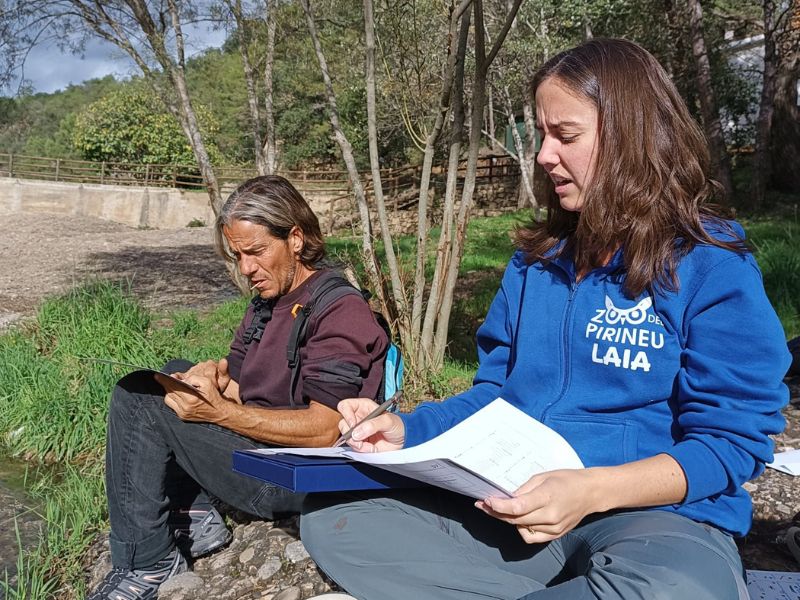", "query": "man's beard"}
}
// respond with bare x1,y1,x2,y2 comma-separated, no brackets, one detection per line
261,261,297,300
